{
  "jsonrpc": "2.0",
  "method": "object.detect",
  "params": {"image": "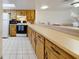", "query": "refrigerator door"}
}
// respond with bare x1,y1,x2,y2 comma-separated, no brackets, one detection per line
2,13,10,37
